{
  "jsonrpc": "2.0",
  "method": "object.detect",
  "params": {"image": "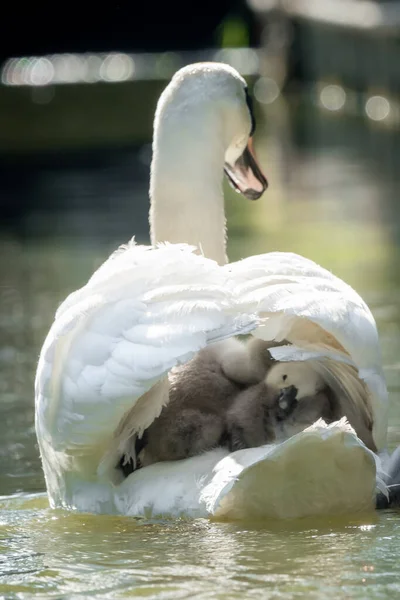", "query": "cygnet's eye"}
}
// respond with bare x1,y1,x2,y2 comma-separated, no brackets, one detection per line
282,374,287,382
